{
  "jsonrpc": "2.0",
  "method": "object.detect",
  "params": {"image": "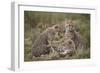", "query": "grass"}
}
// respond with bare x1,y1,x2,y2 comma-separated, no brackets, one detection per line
24,37,90,61
24,12,90,62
